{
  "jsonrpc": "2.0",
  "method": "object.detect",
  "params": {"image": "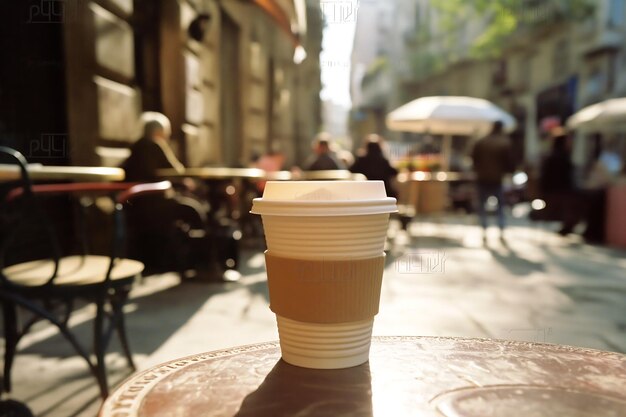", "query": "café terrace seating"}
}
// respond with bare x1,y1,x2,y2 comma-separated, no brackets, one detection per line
0,146,171,397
